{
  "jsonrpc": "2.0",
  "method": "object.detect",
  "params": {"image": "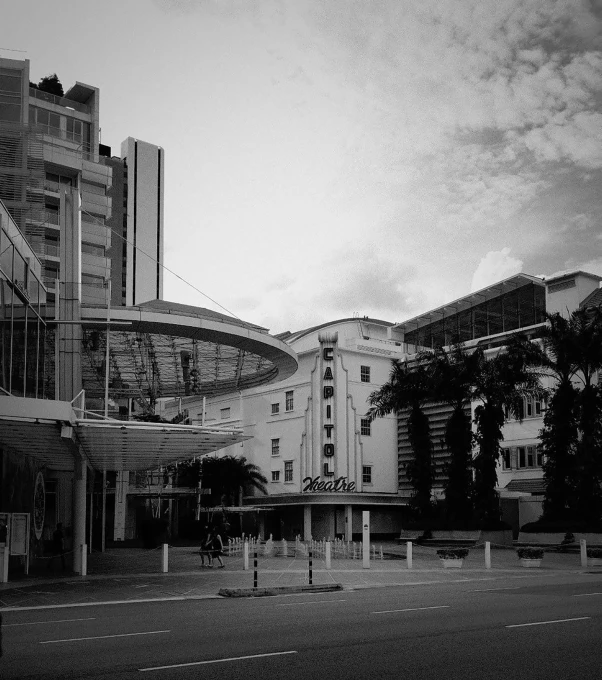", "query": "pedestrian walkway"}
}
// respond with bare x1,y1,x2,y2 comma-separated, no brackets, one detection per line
1,541,598,611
